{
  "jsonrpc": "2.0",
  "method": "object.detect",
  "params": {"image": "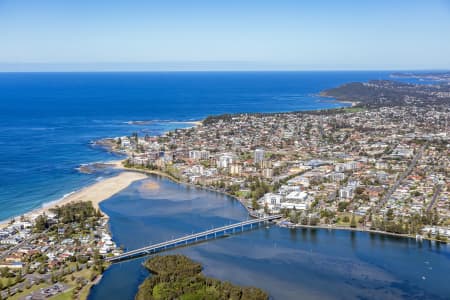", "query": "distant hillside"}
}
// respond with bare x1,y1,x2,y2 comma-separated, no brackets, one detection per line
391,71,450,82
200,79,450,125
321,80,450,108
